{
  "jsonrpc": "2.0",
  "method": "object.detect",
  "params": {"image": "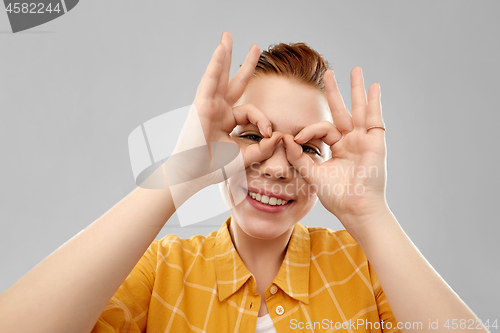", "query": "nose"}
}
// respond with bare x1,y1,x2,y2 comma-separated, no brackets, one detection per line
258,133,293,180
